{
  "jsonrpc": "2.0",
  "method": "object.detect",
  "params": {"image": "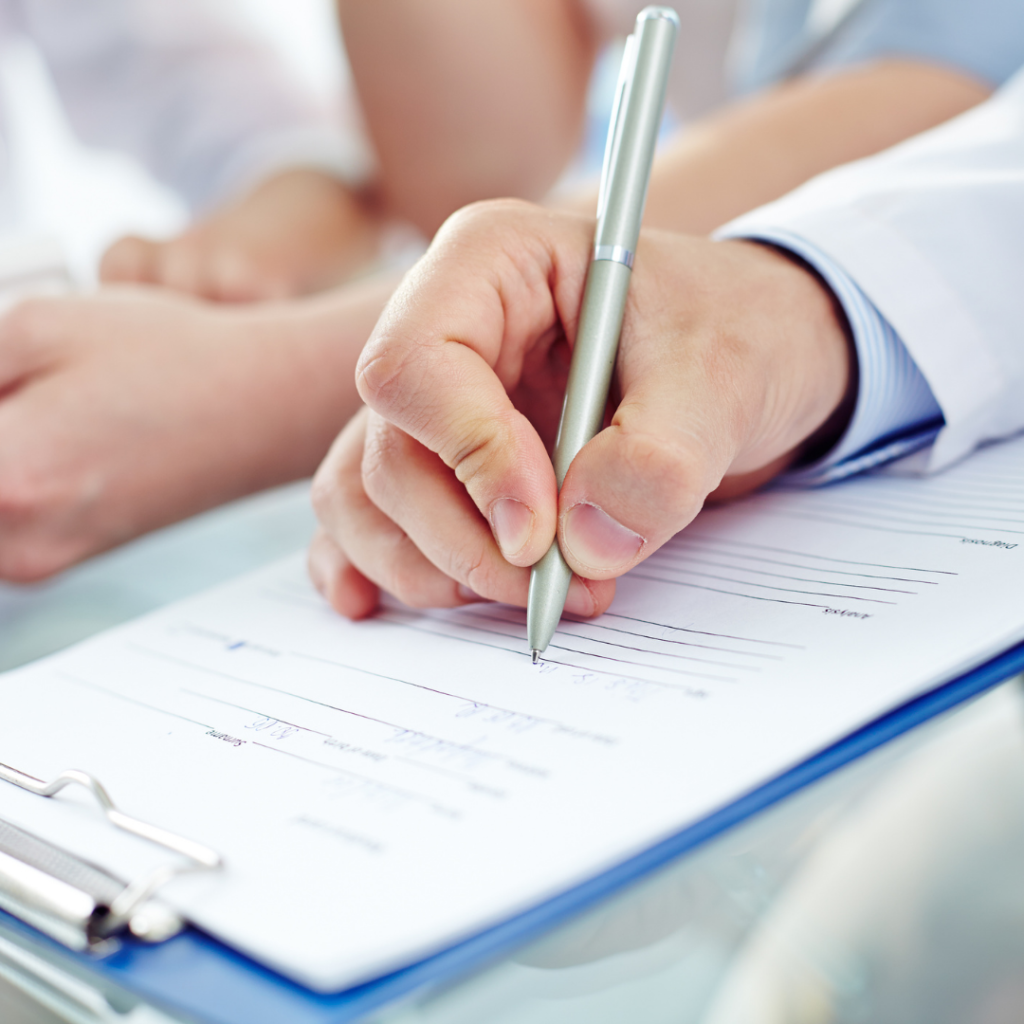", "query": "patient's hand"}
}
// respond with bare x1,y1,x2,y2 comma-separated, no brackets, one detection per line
100,169,381,303
309,200,853,619
0,280,385,580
